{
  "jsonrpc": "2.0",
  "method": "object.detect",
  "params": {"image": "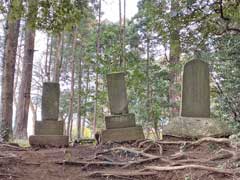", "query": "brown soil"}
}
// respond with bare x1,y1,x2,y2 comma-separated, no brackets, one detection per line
0,136,240,180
